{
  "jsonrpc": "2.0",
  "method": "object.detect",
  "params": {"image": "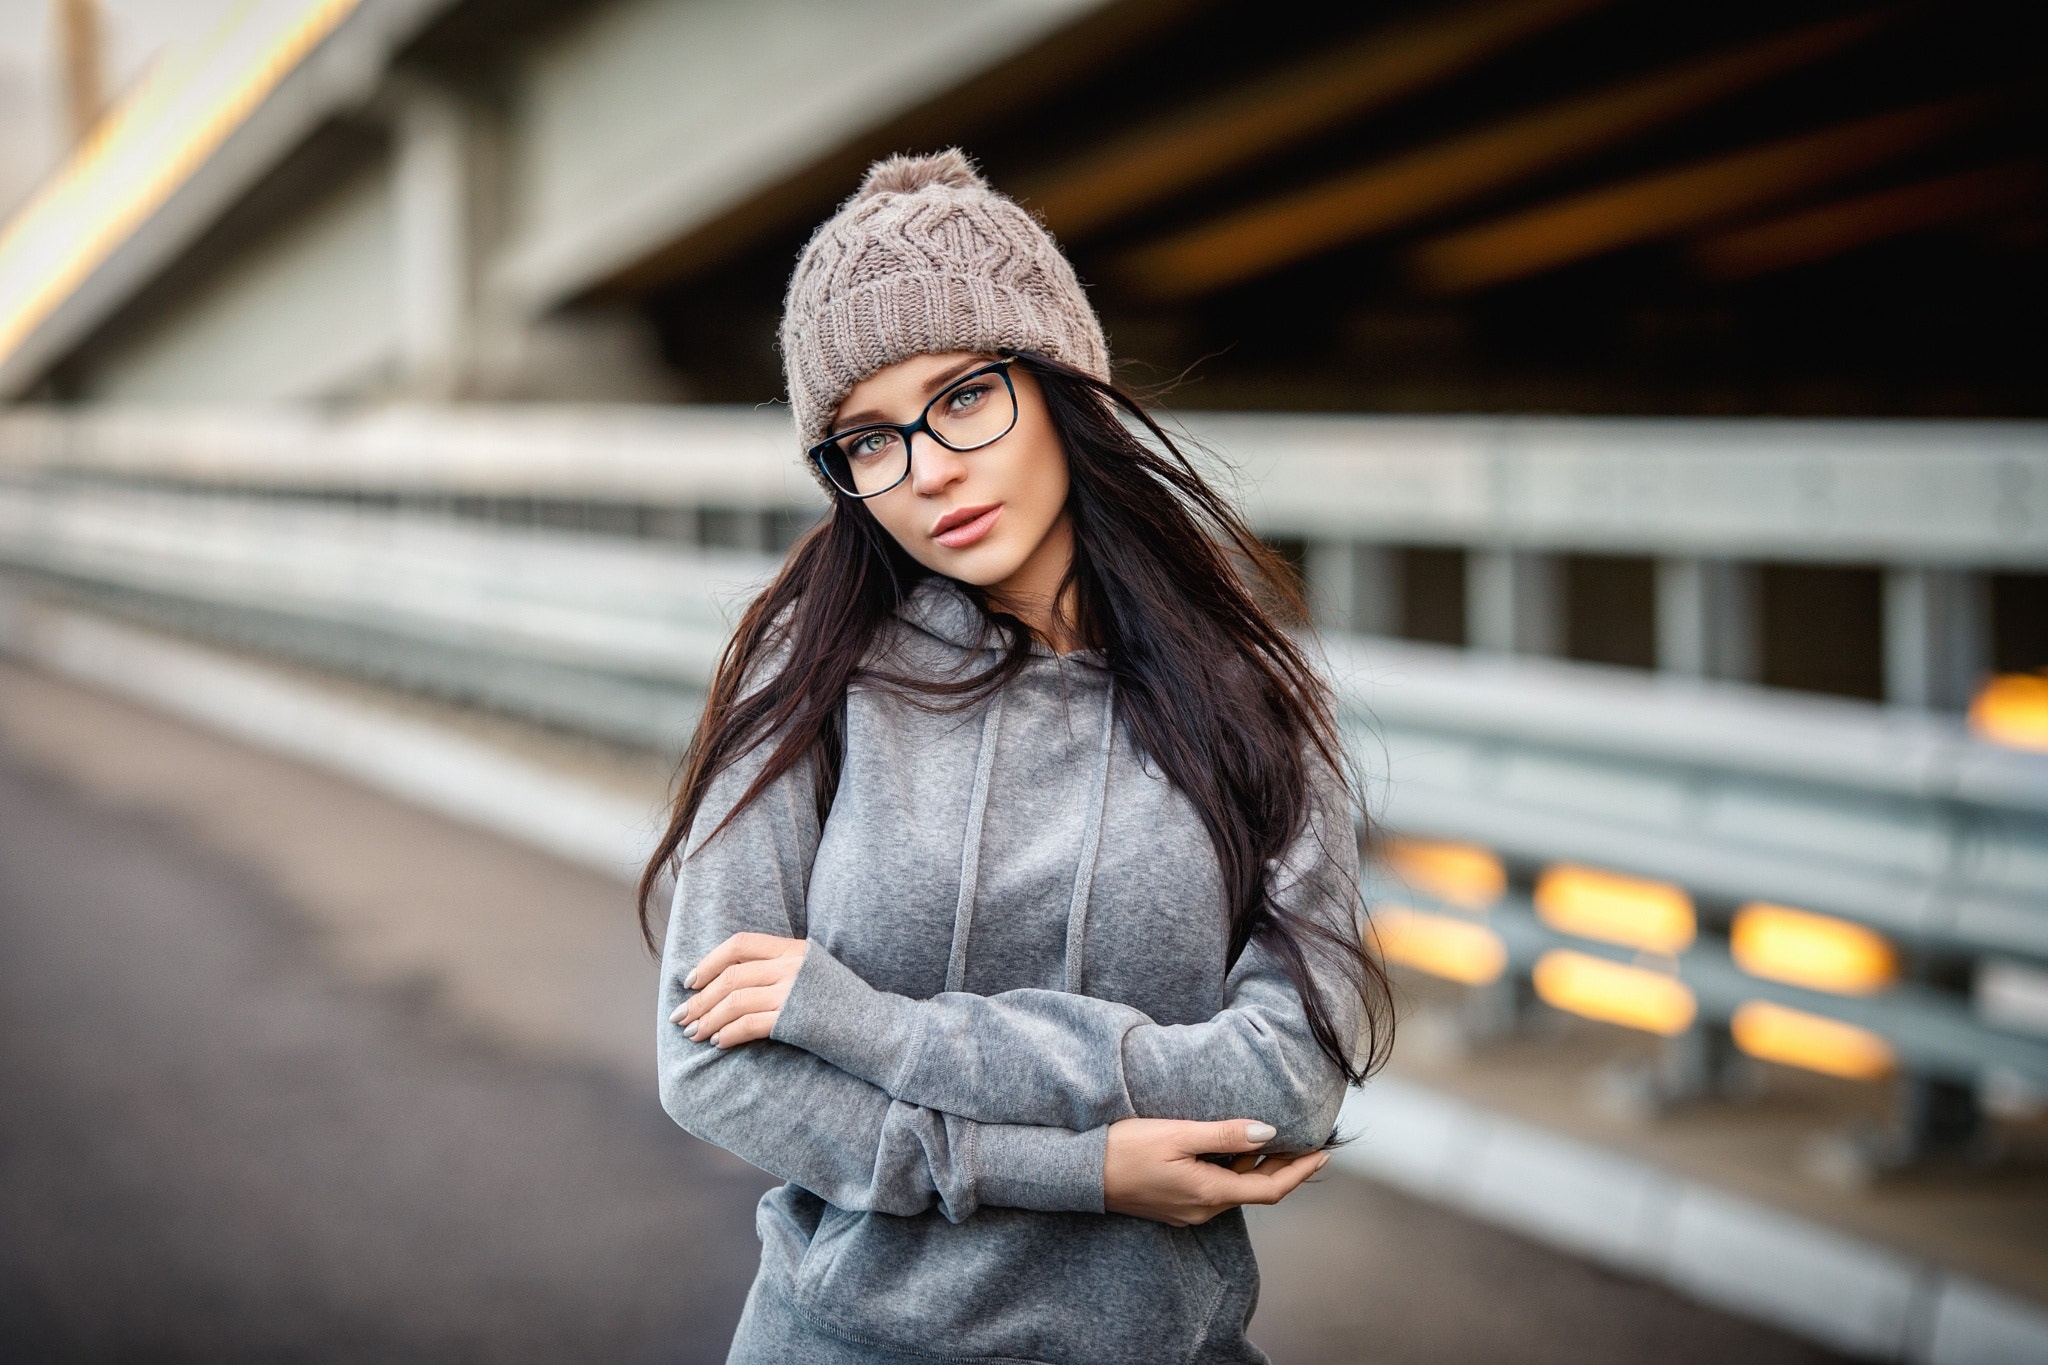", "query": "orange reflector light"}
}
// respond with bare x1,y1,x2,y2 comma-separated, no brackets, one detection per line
1535,864,1696,954
1970,673,2048,753
1532,950,1697,1036
1376,906,1508,985
1731,1001,1894,1080
1386,837,1506,910
1731,903,1898,996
